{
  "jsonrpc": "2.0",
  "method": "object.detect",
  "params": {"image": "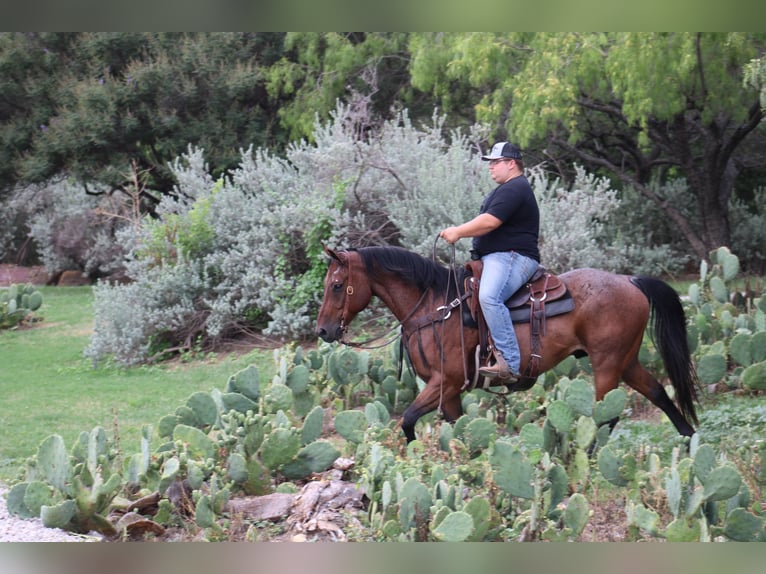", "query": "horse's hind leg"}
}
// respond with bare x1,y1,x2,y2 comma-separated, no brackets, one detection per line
622,359,695,436
401,376,462,442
